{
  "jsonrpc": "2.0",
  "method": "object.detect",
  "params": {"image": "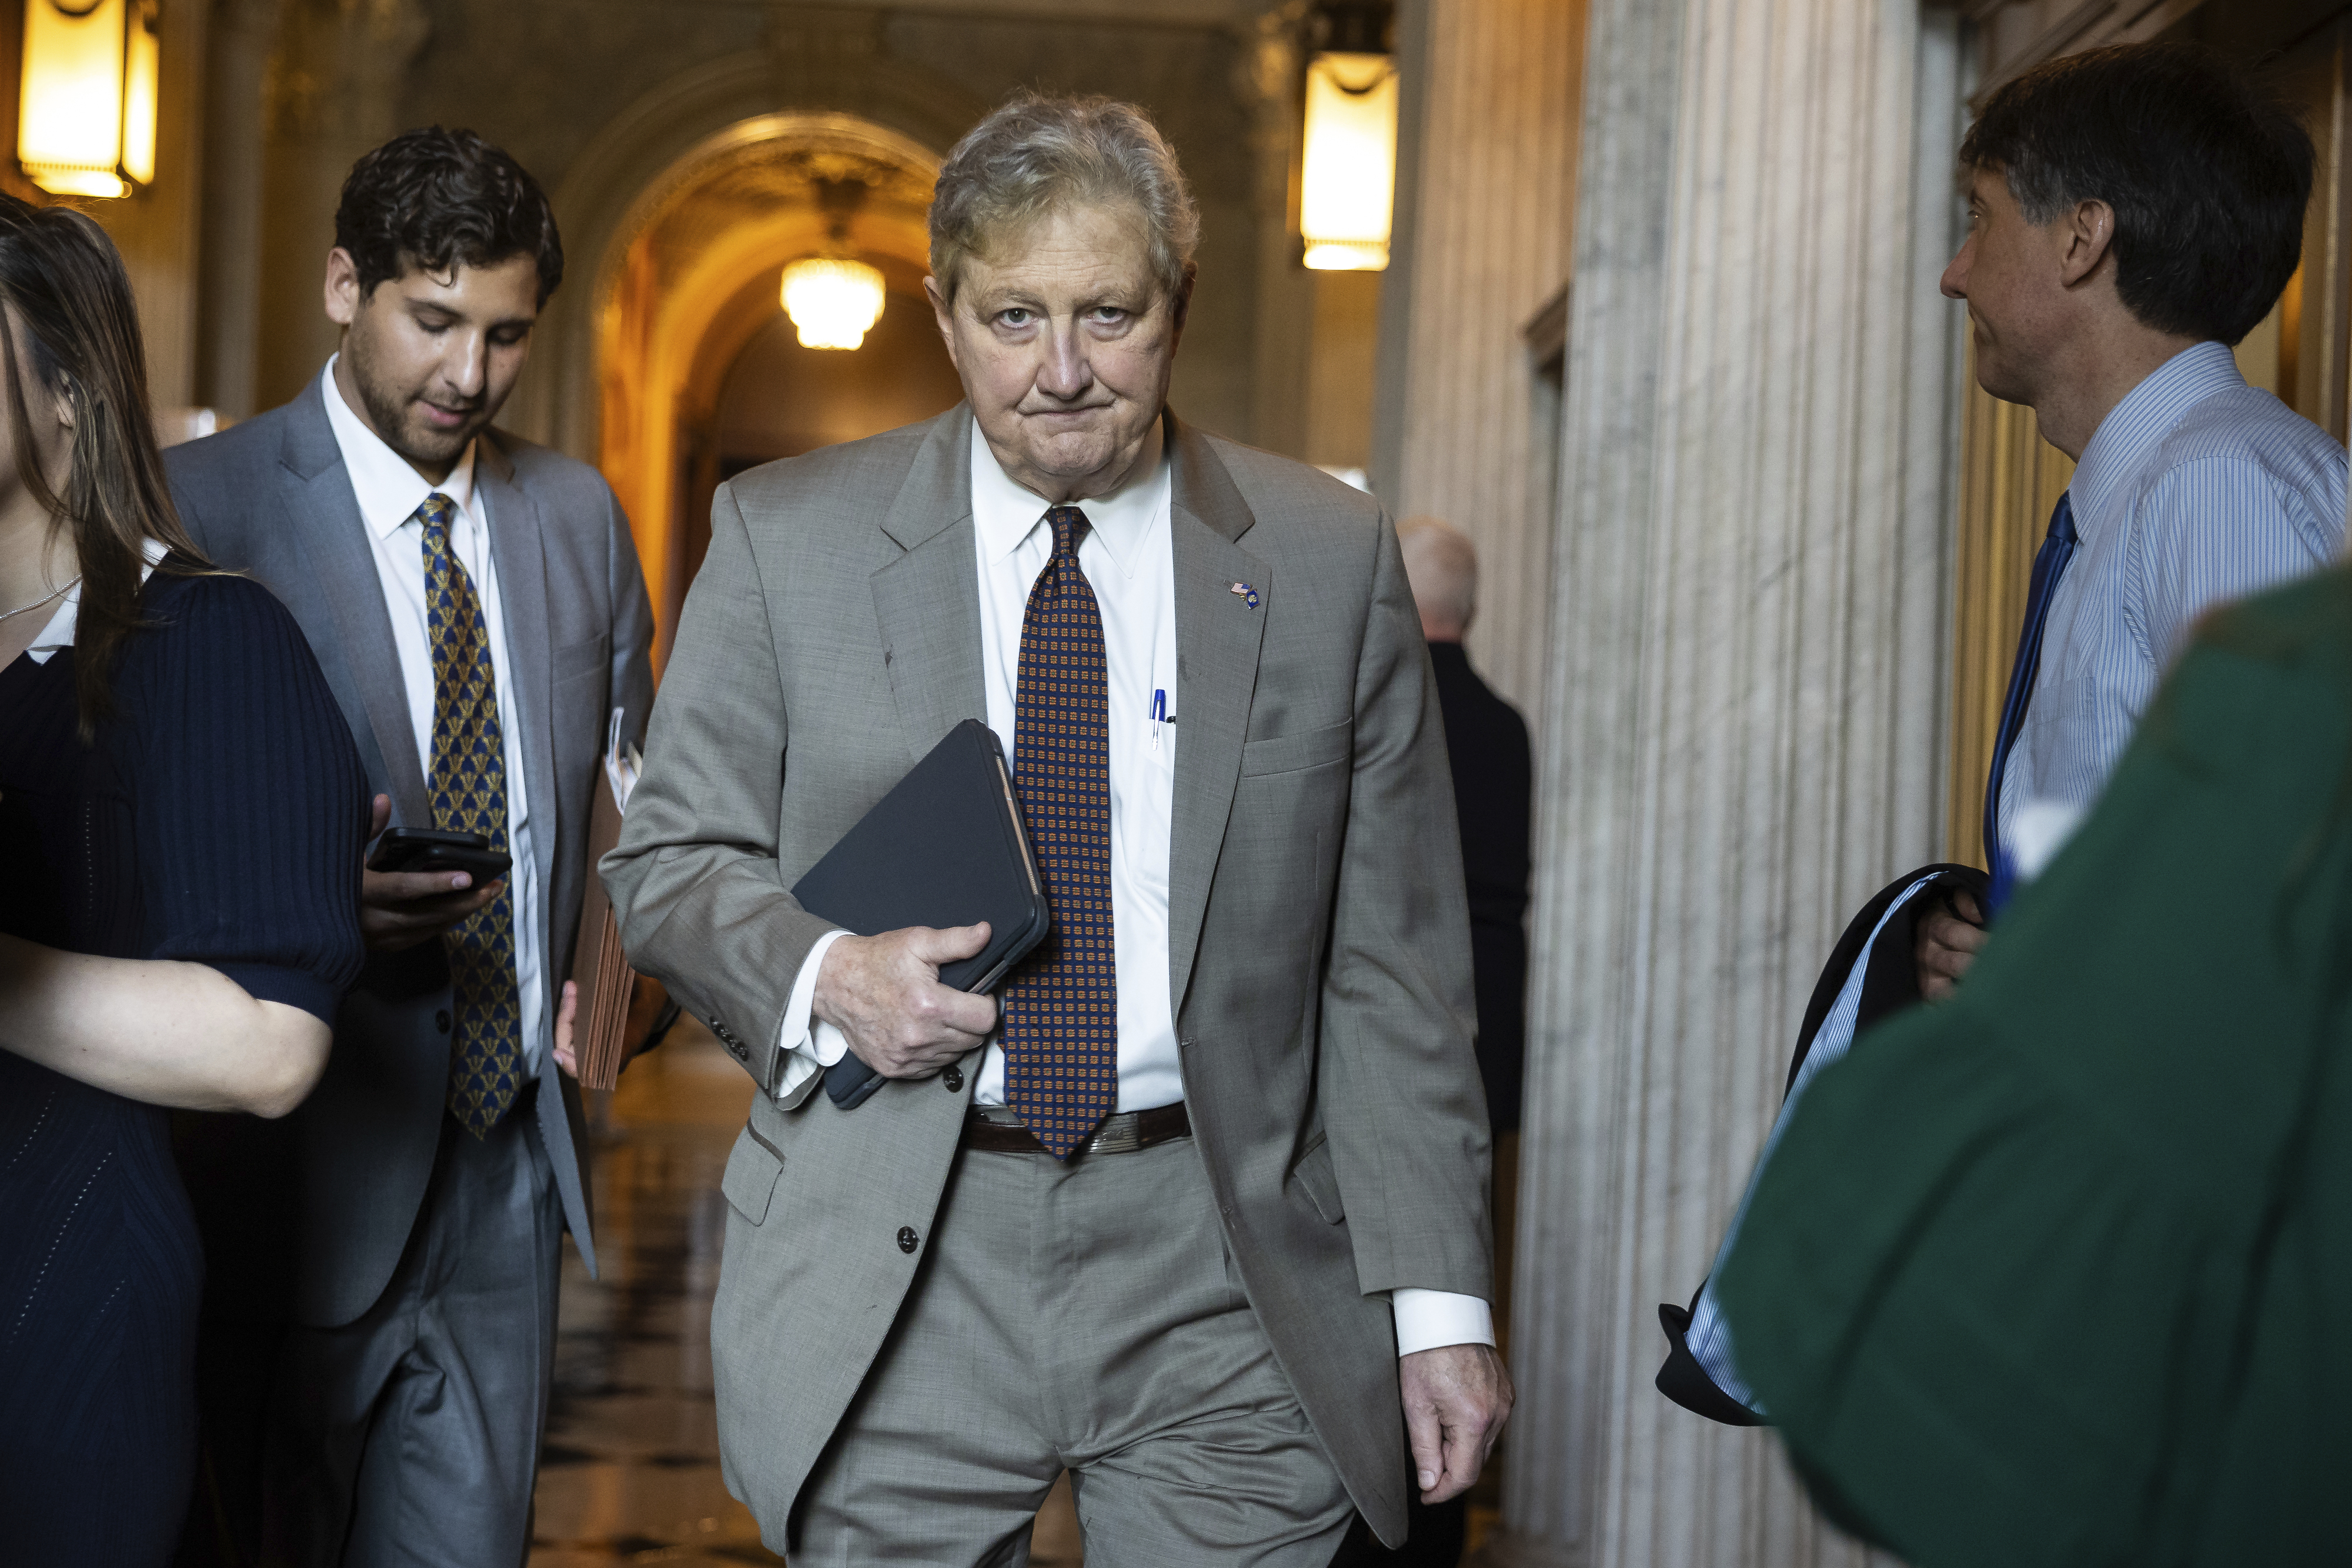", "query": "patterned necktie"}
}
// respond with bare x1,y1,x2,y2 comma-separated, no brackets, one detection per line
1983,493,2079,909
1000,506,1119,1159
419,494,526,1135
